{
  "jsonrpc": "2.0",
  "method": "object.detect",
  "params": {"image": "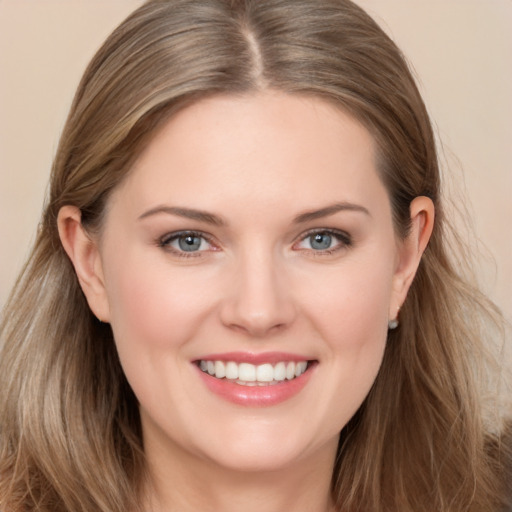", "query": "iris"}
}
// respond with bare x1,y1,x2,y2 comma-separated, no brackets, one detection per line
310,232,332,250
178,235,203,252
